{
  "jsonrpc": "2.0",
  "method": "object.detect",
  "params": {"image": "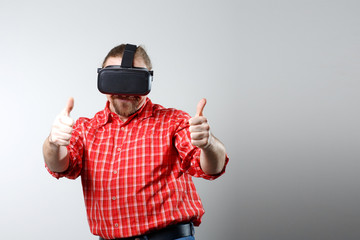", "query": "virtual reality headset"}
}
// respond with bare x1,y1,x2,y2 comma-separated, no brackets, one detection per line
97,44,153,96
